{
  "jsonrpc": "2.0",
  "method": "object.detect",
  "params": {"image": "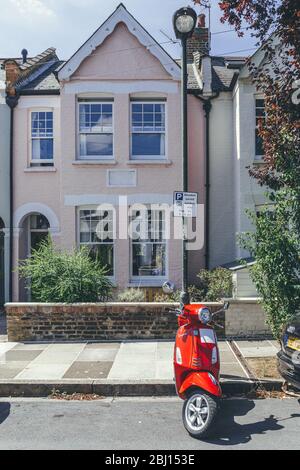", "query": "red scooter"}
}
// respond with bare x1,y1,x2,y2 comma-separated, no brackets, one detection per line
164,285,229,438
